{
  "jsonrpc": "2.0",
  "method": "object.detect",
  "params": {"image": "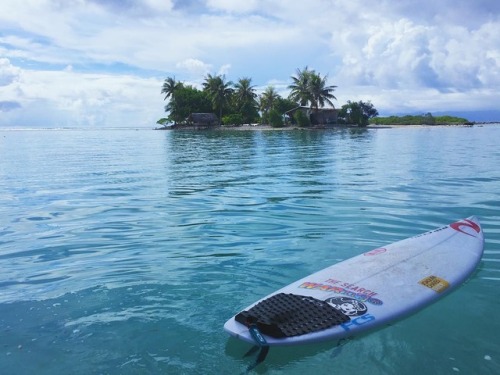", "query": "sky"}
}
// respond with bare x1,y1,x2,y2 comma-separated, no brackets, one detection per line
0,0,499,128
